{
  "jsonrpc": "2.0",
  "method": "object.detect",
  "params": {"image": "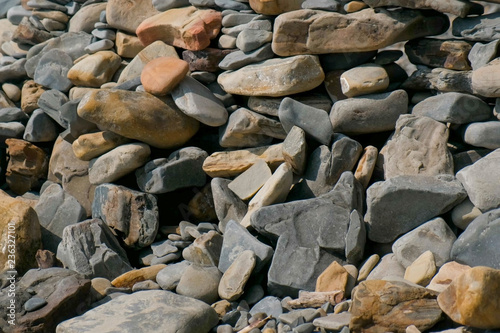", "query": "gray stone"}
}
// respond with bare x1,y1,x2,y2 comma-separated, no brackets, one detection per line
136,147,208,194
0,107,28,122
60,98,98,138
171,75,228,127
329,90,409,135
42,17,66,31
189,0,216,7
35,183,86,253
283,126,307,175
0,121,25,140
321,171,365,214
56,218,133,280
453,12,500,41
153,0,190,11
413,92,492,124
151,240,178,257
278,97,333,146
211,178,248,231
56,290,219,333
313,312,351,331
215,0,251,10
151,252,181,265
182,230,223,267
132,280,161,292
92,28,116,41
218,220,274,274
222,19,272,37
92,184,159,249
451,197,482,230
28,0,67,12
68,3,107,33
248,94,332,117
85,39,114,53
156,261,191,290
219,43,274,71
24,297,47,312
463,121,500,149
38,89,69,127
222,12,260,27
362,0,481,17
236,29,273,52
345,210,366,265
468,39,500,70
379,115,454,179
365,175,467,243
451,207,500,270
218,250,256,301
34,49,73,92
23,109,58,142
0,0,21,18
249,296,283,319
279,308,318,325
0,58,26,83
176,265,222,304
456,148,500,211
392,217,456,268
302,0,341,11
366,253,405,281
